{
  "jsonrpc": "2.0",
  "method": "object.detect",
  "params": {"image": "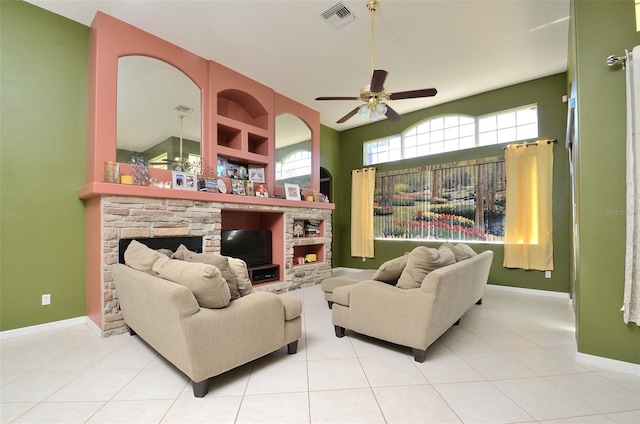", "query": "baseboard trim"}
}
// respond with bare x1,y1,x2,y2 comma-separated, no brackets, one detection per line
576,352,640,376
0,316,92,340
487,283,570,300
